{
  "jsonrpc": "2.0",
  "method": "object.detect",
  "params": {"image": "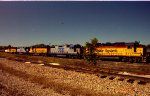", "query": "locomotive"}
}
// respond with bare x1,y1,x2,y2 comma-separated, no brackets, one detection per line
5,44,83,58
49,44,83,58
5,47,17,54
94,42,149,63
4,41,150,63
5,47,29,54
